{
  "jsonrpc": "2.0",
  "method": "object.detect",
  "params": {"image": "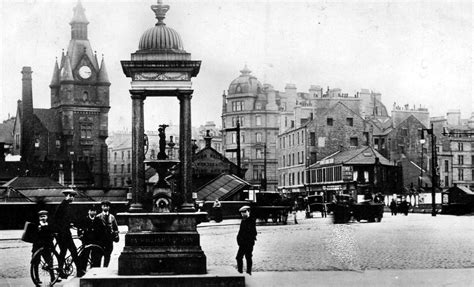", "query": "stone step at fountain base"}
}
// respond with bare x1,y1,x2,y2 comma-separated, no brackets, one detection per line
80,266,245,287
